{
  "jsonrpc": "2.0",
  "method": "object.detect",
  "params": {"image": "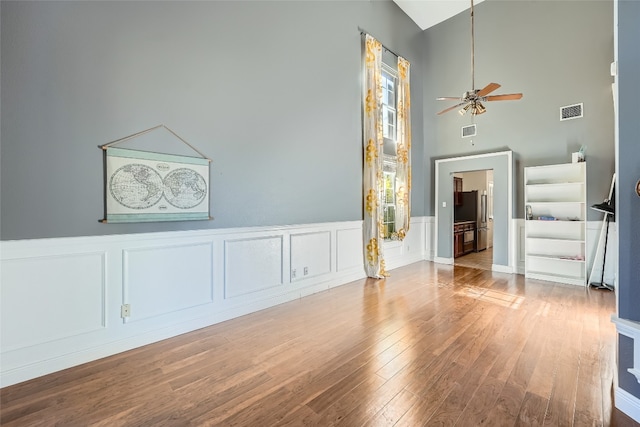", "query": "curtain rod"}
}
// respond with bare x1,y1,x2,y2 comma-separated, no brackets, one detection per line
359,29,401,59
